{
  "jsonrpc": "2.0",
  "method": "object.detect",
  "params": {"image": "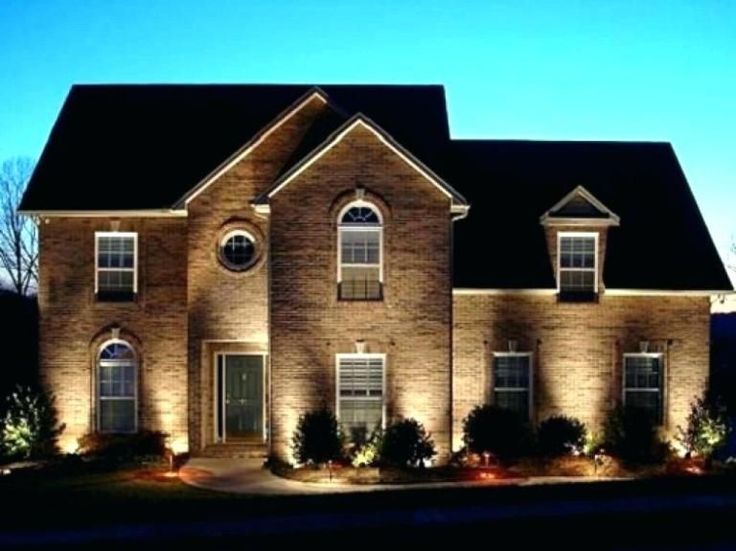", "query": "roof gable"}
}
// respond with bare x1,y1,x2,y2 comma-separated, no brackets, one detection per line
255,114,468,207
540,185,620,226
